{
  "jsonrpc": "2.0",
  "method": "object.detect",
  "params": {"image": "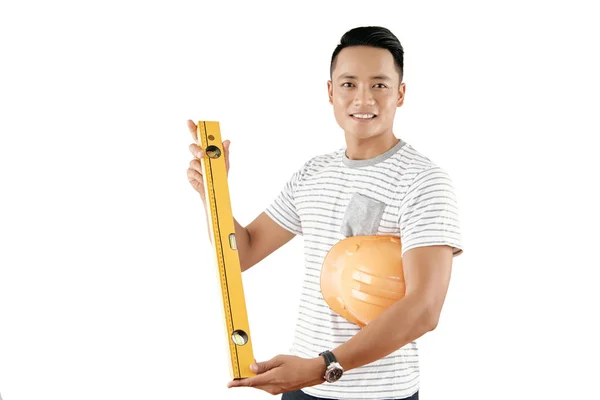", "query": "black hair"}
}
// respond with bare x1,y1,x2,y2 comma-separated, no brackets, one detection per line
330,26,404,82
